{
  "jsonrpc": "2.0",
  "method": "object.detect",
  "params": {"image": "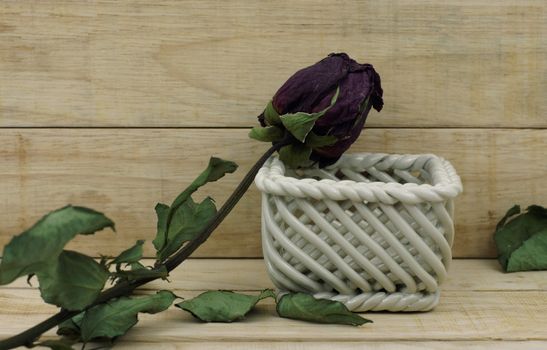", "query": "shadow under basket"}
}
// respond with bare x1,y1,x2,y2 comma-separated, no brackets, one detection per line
254,153,463,312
